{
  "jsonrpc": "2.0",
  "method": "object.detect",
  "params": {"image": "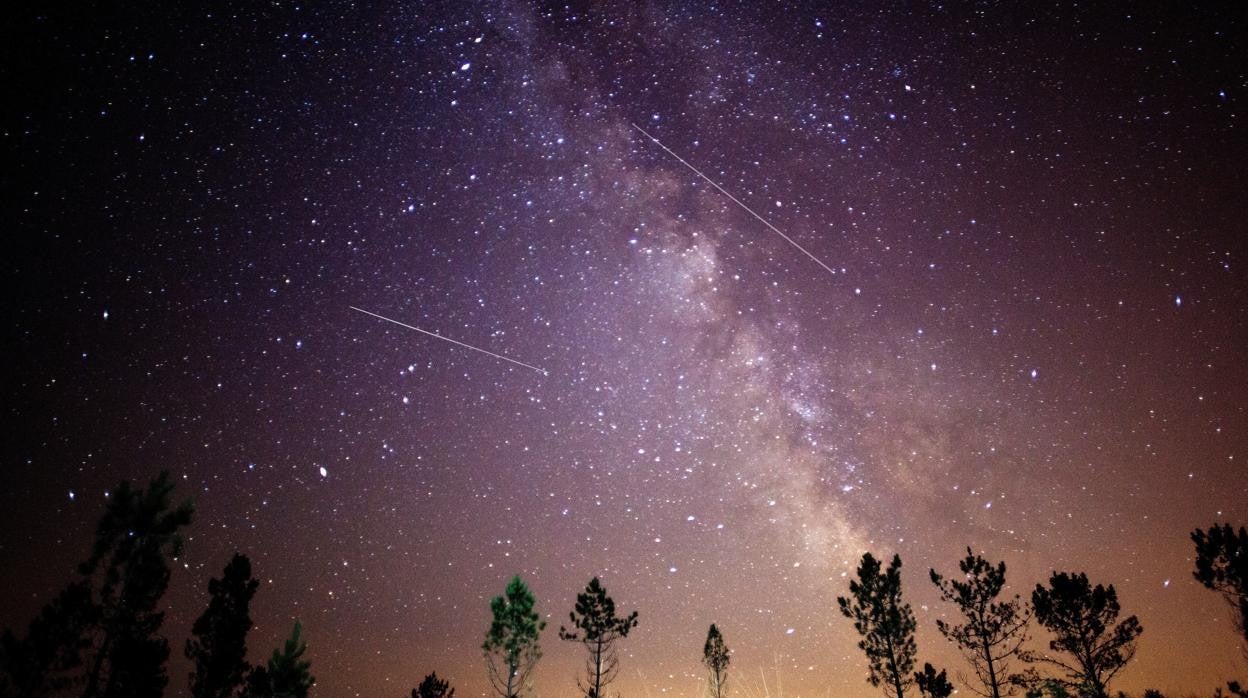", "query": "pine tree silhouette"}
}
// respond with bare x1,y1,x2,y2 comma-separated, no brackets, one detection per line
1191,524,1248,651
1021,572,1142,698
0,471,192,698
482,576,545,698
559,577,639,698
80,470,194,698
702,624,729,698
244,621,314,698
412,671,455,698
838,553,917,698
929,547,1030,698
915,663,954,698
0,580,97,696
187,553,259,698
